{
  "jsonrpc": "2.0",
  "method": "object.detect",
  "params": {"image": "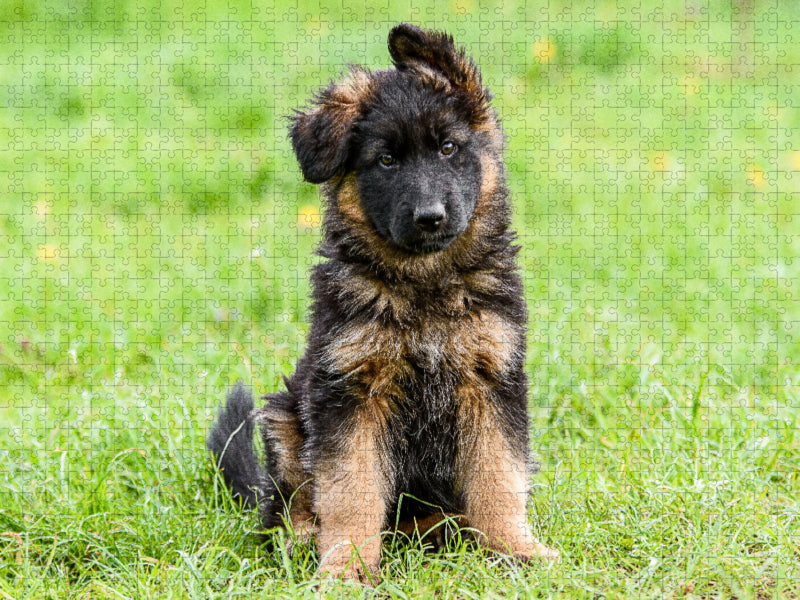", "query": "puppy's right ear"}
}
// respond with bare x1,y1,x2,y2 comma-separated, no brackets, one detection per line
289,67,371,184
